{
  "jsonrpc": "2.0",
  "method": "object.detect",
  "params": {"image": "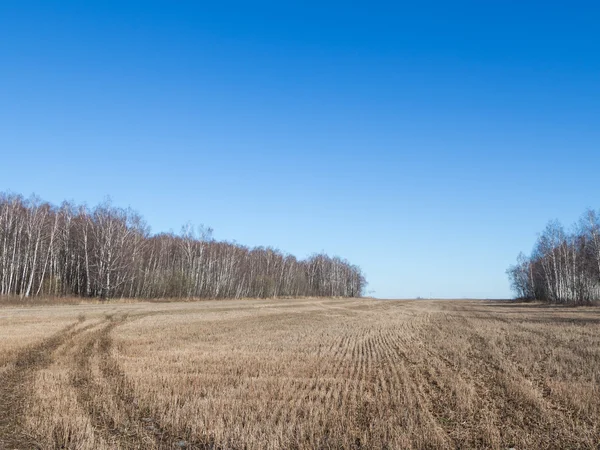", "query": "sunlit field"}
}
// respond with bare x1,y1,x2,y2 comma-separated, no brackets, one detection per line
1,298,599,449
